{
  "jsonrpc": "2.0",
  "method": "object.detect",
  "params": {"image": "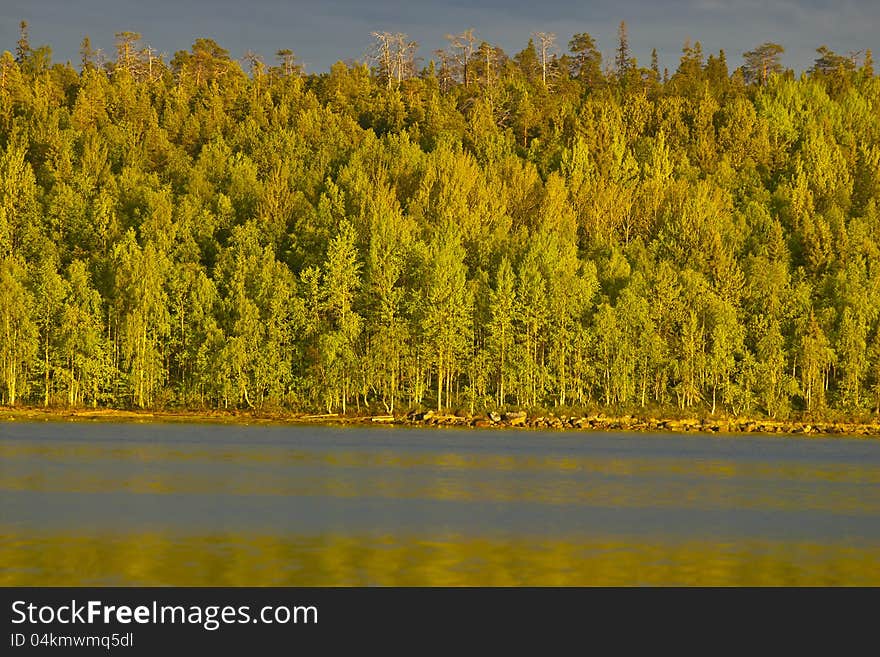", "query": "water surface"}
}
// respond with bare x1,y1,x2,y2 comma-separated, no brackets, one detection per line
2,421,879,585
